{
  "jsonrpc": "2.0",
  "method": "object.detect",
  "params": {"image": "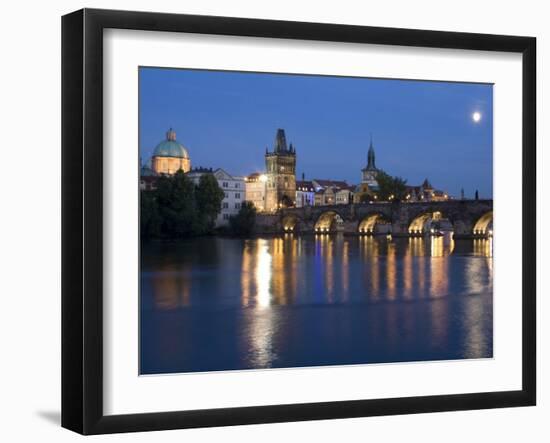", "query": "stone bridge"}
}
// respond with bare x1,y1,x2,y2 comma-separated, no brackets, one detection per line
254,199,493,238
